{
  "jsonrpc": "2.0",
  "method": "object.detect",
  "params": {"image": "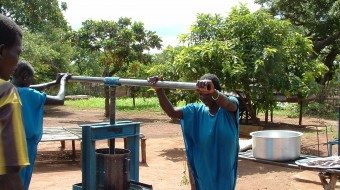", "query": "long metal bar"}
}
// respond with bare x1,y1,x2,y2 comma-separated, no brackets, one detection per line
69,76,105,83
69,76,197,90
